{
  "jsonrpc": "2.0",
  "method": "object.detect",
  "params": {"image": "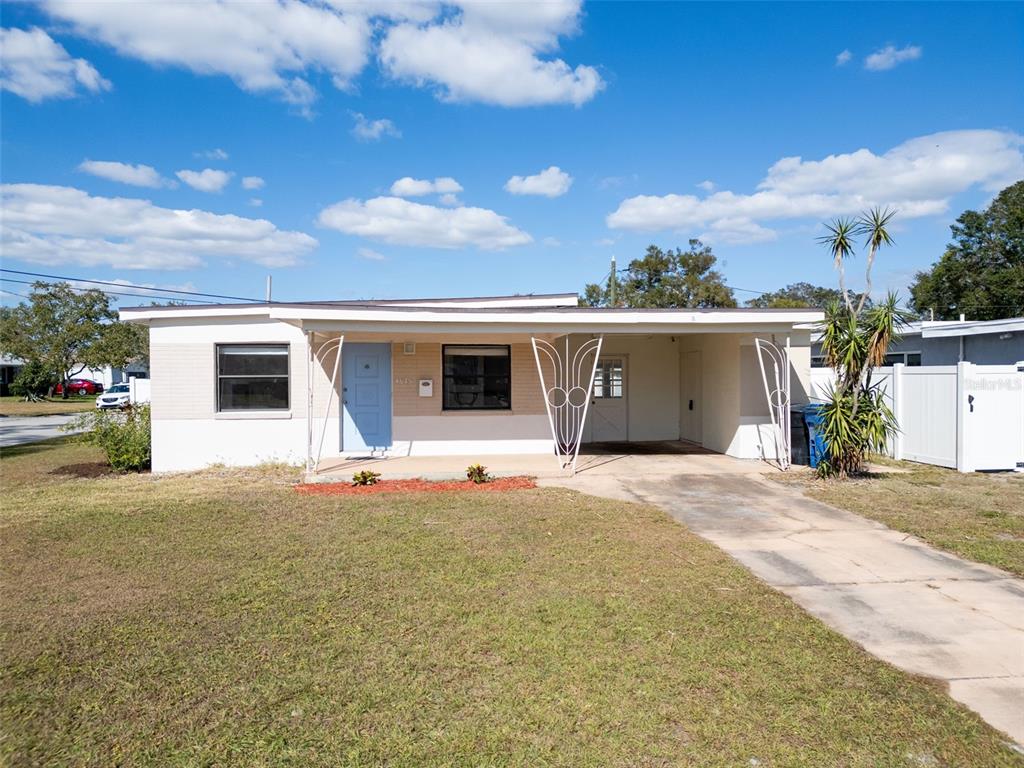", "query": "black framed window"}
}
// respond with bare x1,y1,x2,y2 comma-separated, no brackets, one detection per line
217,344,289,411
442,345,511,410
